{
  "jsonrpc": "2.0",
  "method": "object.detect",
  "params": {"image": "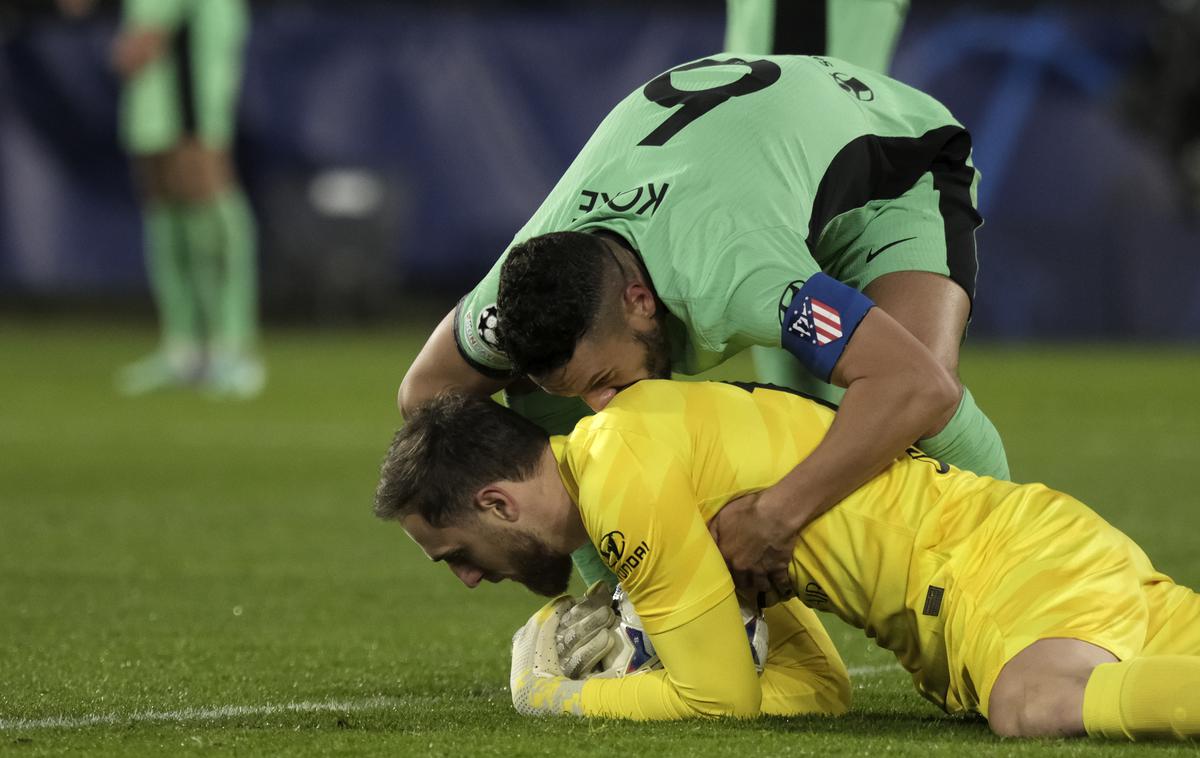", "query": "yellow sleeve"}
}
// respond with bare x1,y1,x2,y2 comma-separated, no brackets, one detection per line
580,591,761,719
577,596,851,720
759,599,852,716
569,429,732,634
567,428,848,720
